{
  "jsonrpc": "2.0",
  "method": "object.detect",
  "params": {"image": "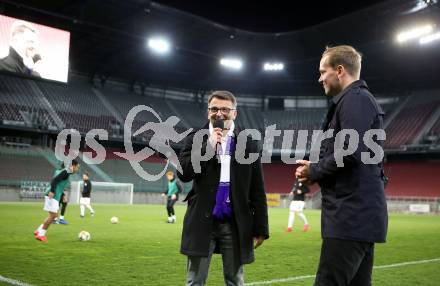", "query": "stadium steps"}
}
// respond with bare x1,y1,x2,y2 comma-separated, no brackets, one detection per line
35,147,61,169
77,151,114,182
383,96,410,129
29,81,65,129
413,105,440,144
36,147,114,182
165,100,191,128
237,107,251,129
92,87,125,125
